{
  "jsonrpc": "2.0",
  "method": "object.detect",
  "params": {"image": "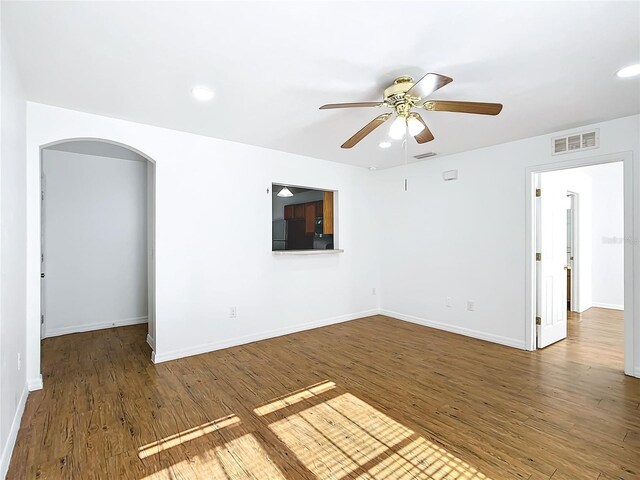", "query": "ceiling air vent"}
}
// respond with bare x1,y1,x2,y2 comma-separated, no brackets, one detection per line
552,129,599,155
413,152,437,160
